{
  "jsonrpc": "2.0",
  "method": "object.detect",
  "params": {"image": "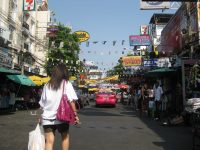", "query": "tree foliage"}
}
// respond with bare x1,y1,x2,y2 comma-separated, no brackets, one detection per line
107,57,124,76
45,24,82,76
